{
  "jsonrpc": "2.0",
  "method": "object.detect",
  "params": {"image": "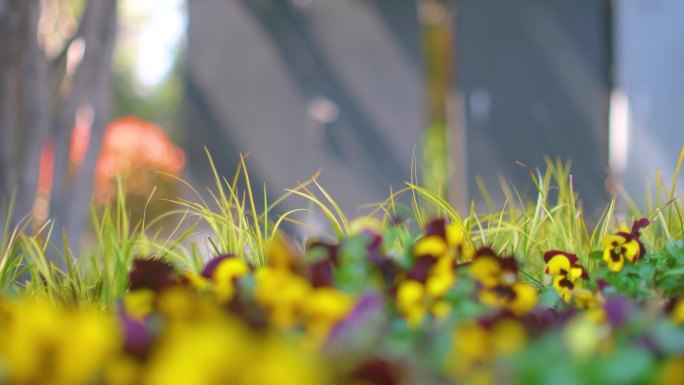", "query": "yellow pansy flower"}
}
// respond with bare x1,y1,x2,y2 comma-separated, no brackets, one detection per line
600,218,649,272
254,267,312,328
601,234,640,272
303,287,354,346
543,250,588,302
0,300,119,385
413,235,448,259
